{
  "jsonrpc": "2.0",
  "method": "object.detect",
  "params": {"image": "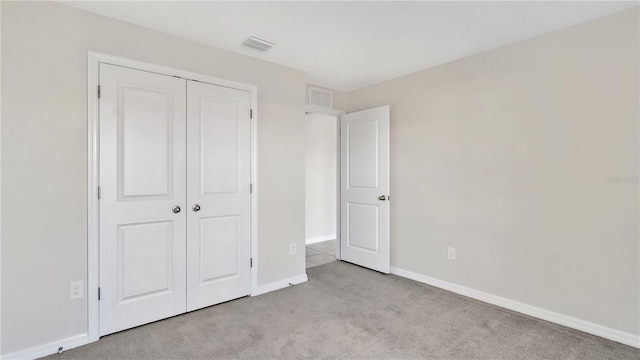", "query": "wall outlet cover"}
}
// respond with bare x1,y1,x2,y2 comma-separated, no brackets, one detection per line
70,280,83,300
448,247,456,260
